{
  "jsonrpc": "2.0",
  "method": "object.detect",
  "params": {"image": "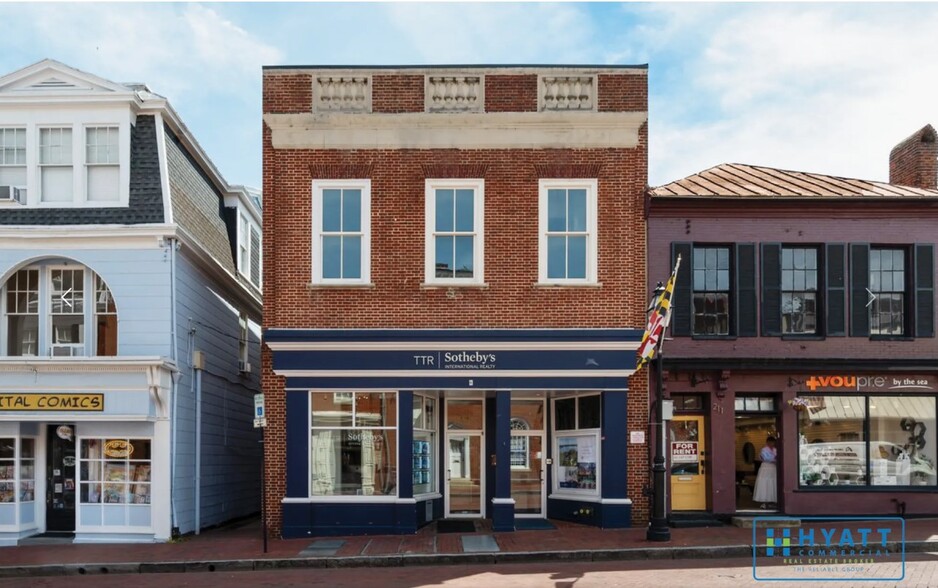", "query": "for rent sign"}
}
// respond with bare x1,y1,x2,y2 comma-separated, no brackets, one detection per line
671,441,698,463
